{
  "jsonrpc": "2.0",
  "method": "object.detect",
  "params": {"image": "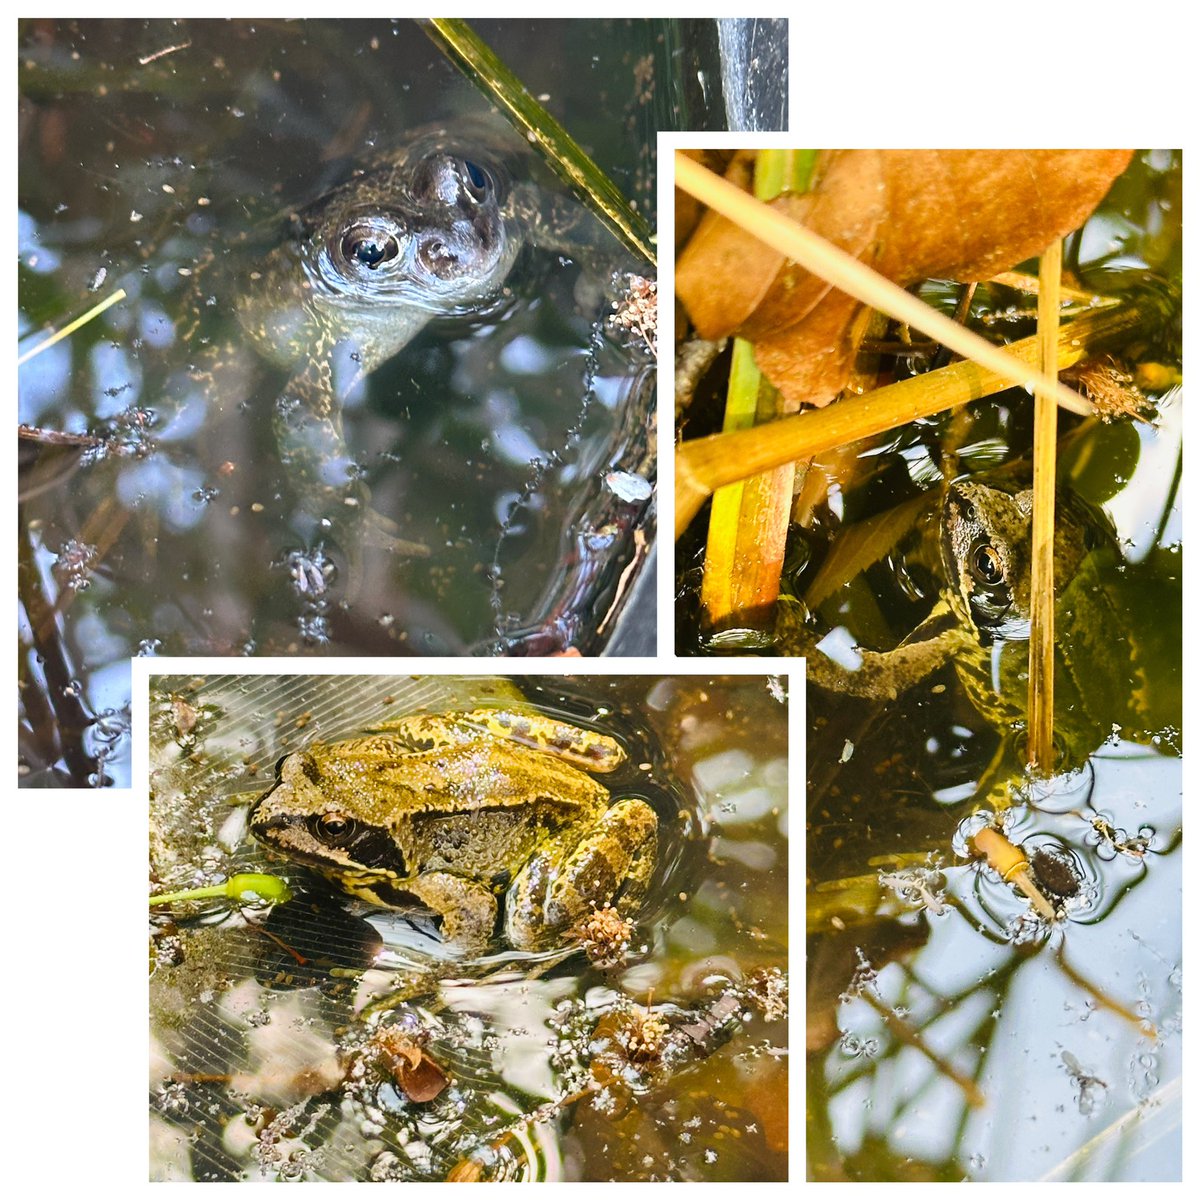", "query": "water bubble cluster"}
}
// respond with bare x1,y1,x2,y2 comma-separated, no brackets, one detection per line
53,538,99,590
